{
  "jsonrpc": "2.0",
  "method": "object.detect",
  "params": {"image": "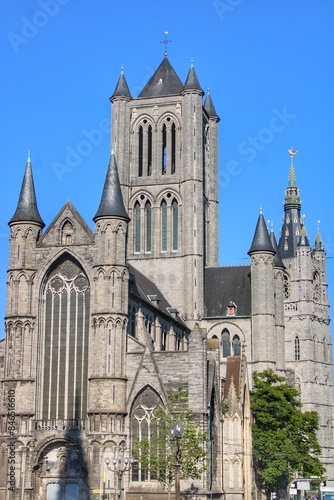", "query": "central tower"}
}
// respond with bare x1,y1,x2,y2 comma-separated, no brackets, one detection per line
110,55,220,324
